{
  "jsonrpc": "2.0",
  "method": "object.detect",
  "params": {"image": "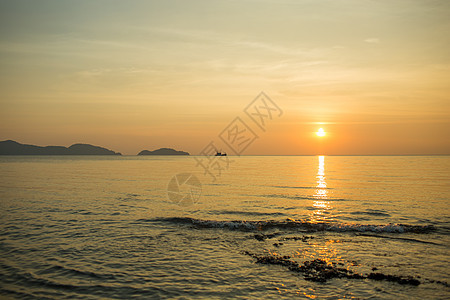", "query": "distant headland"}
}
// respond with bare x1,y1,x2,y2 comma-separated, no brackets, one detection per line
0,140,122,155
138,148,189,156
0,140,190,156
